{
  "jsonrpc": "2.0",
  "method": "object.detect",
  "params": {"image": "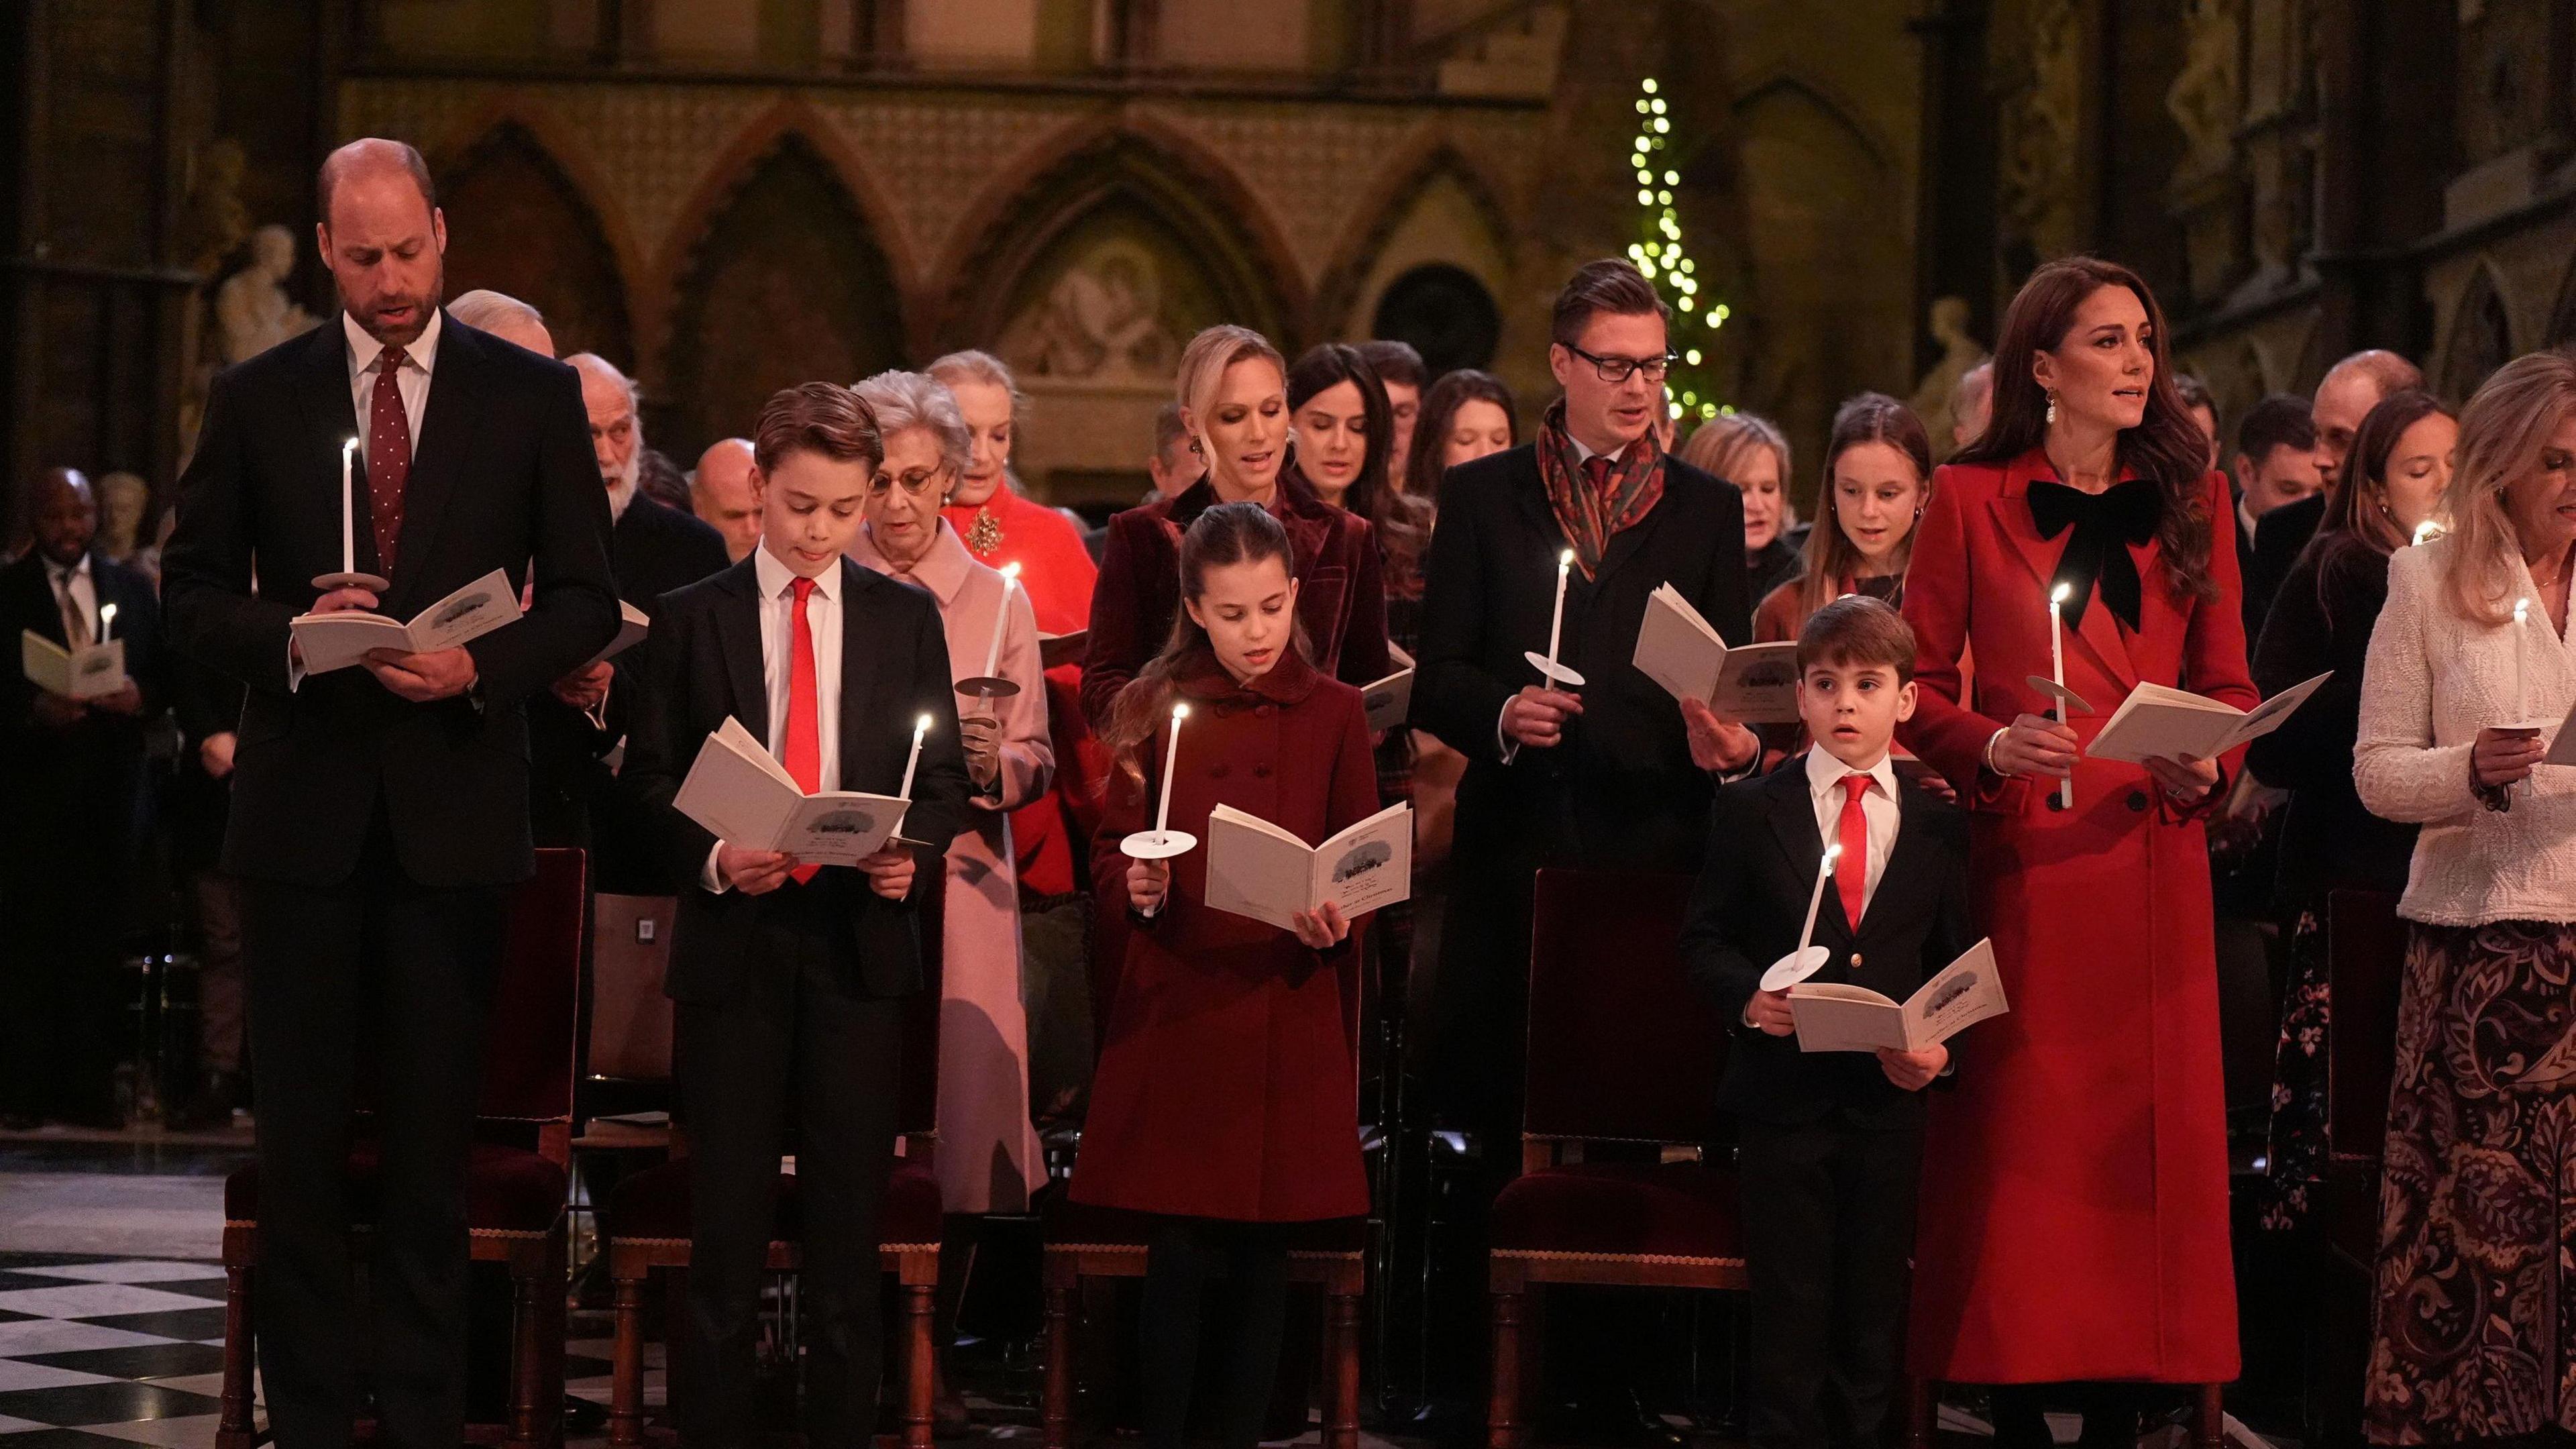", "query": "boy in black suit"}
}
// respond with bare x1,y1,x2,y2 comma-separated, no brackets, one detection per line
1680,596,1975,1449
622,382,970,1449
